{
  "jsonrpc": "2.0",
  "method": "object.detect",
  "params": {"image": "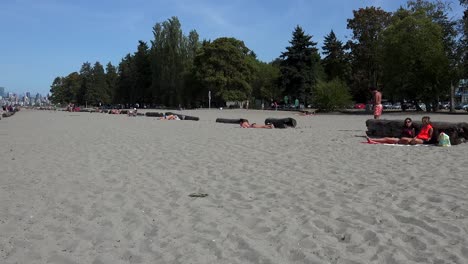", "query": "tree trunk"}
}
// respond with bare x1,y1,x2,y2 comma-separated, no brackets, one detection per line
450,81,455,113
